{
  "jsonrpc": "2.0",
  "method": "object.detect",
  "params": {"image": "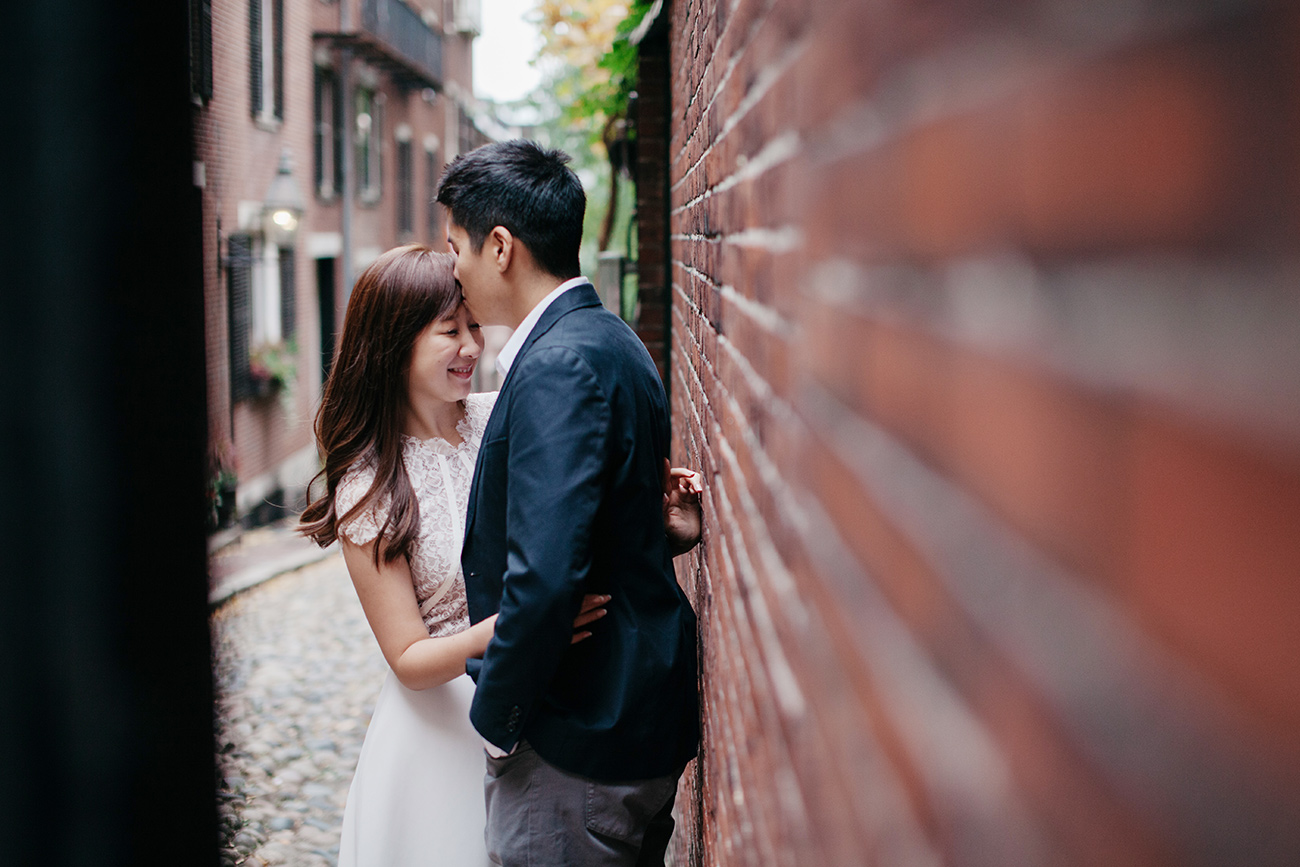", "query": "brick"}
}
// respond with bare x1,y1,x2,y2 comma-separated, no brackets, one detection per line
1128,406,1300,741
